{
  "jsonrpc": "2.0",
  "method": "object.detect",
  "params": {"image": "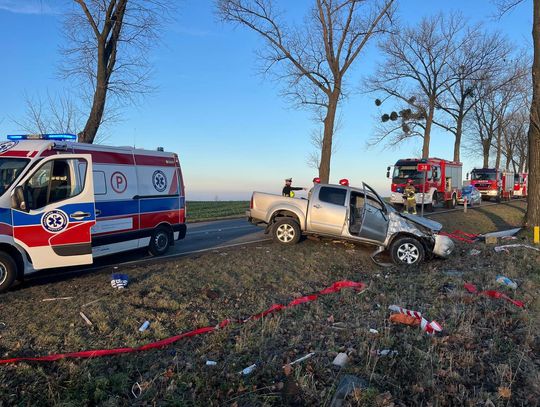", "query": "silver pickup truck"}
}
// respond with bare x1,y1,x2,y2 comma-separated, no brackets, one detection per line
247,182,454,266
